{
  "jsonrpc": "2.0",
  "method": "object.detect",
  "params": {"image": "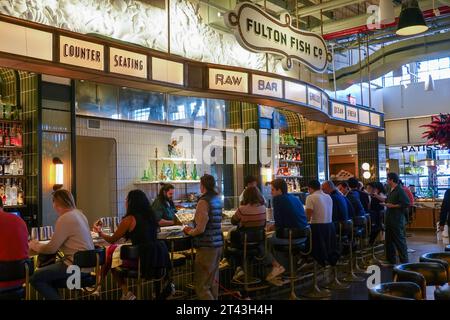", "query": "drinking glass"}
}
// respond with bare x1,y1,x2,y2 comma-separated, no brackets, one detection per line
39,227,47,241
46,226,54,239
30,227,38,241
